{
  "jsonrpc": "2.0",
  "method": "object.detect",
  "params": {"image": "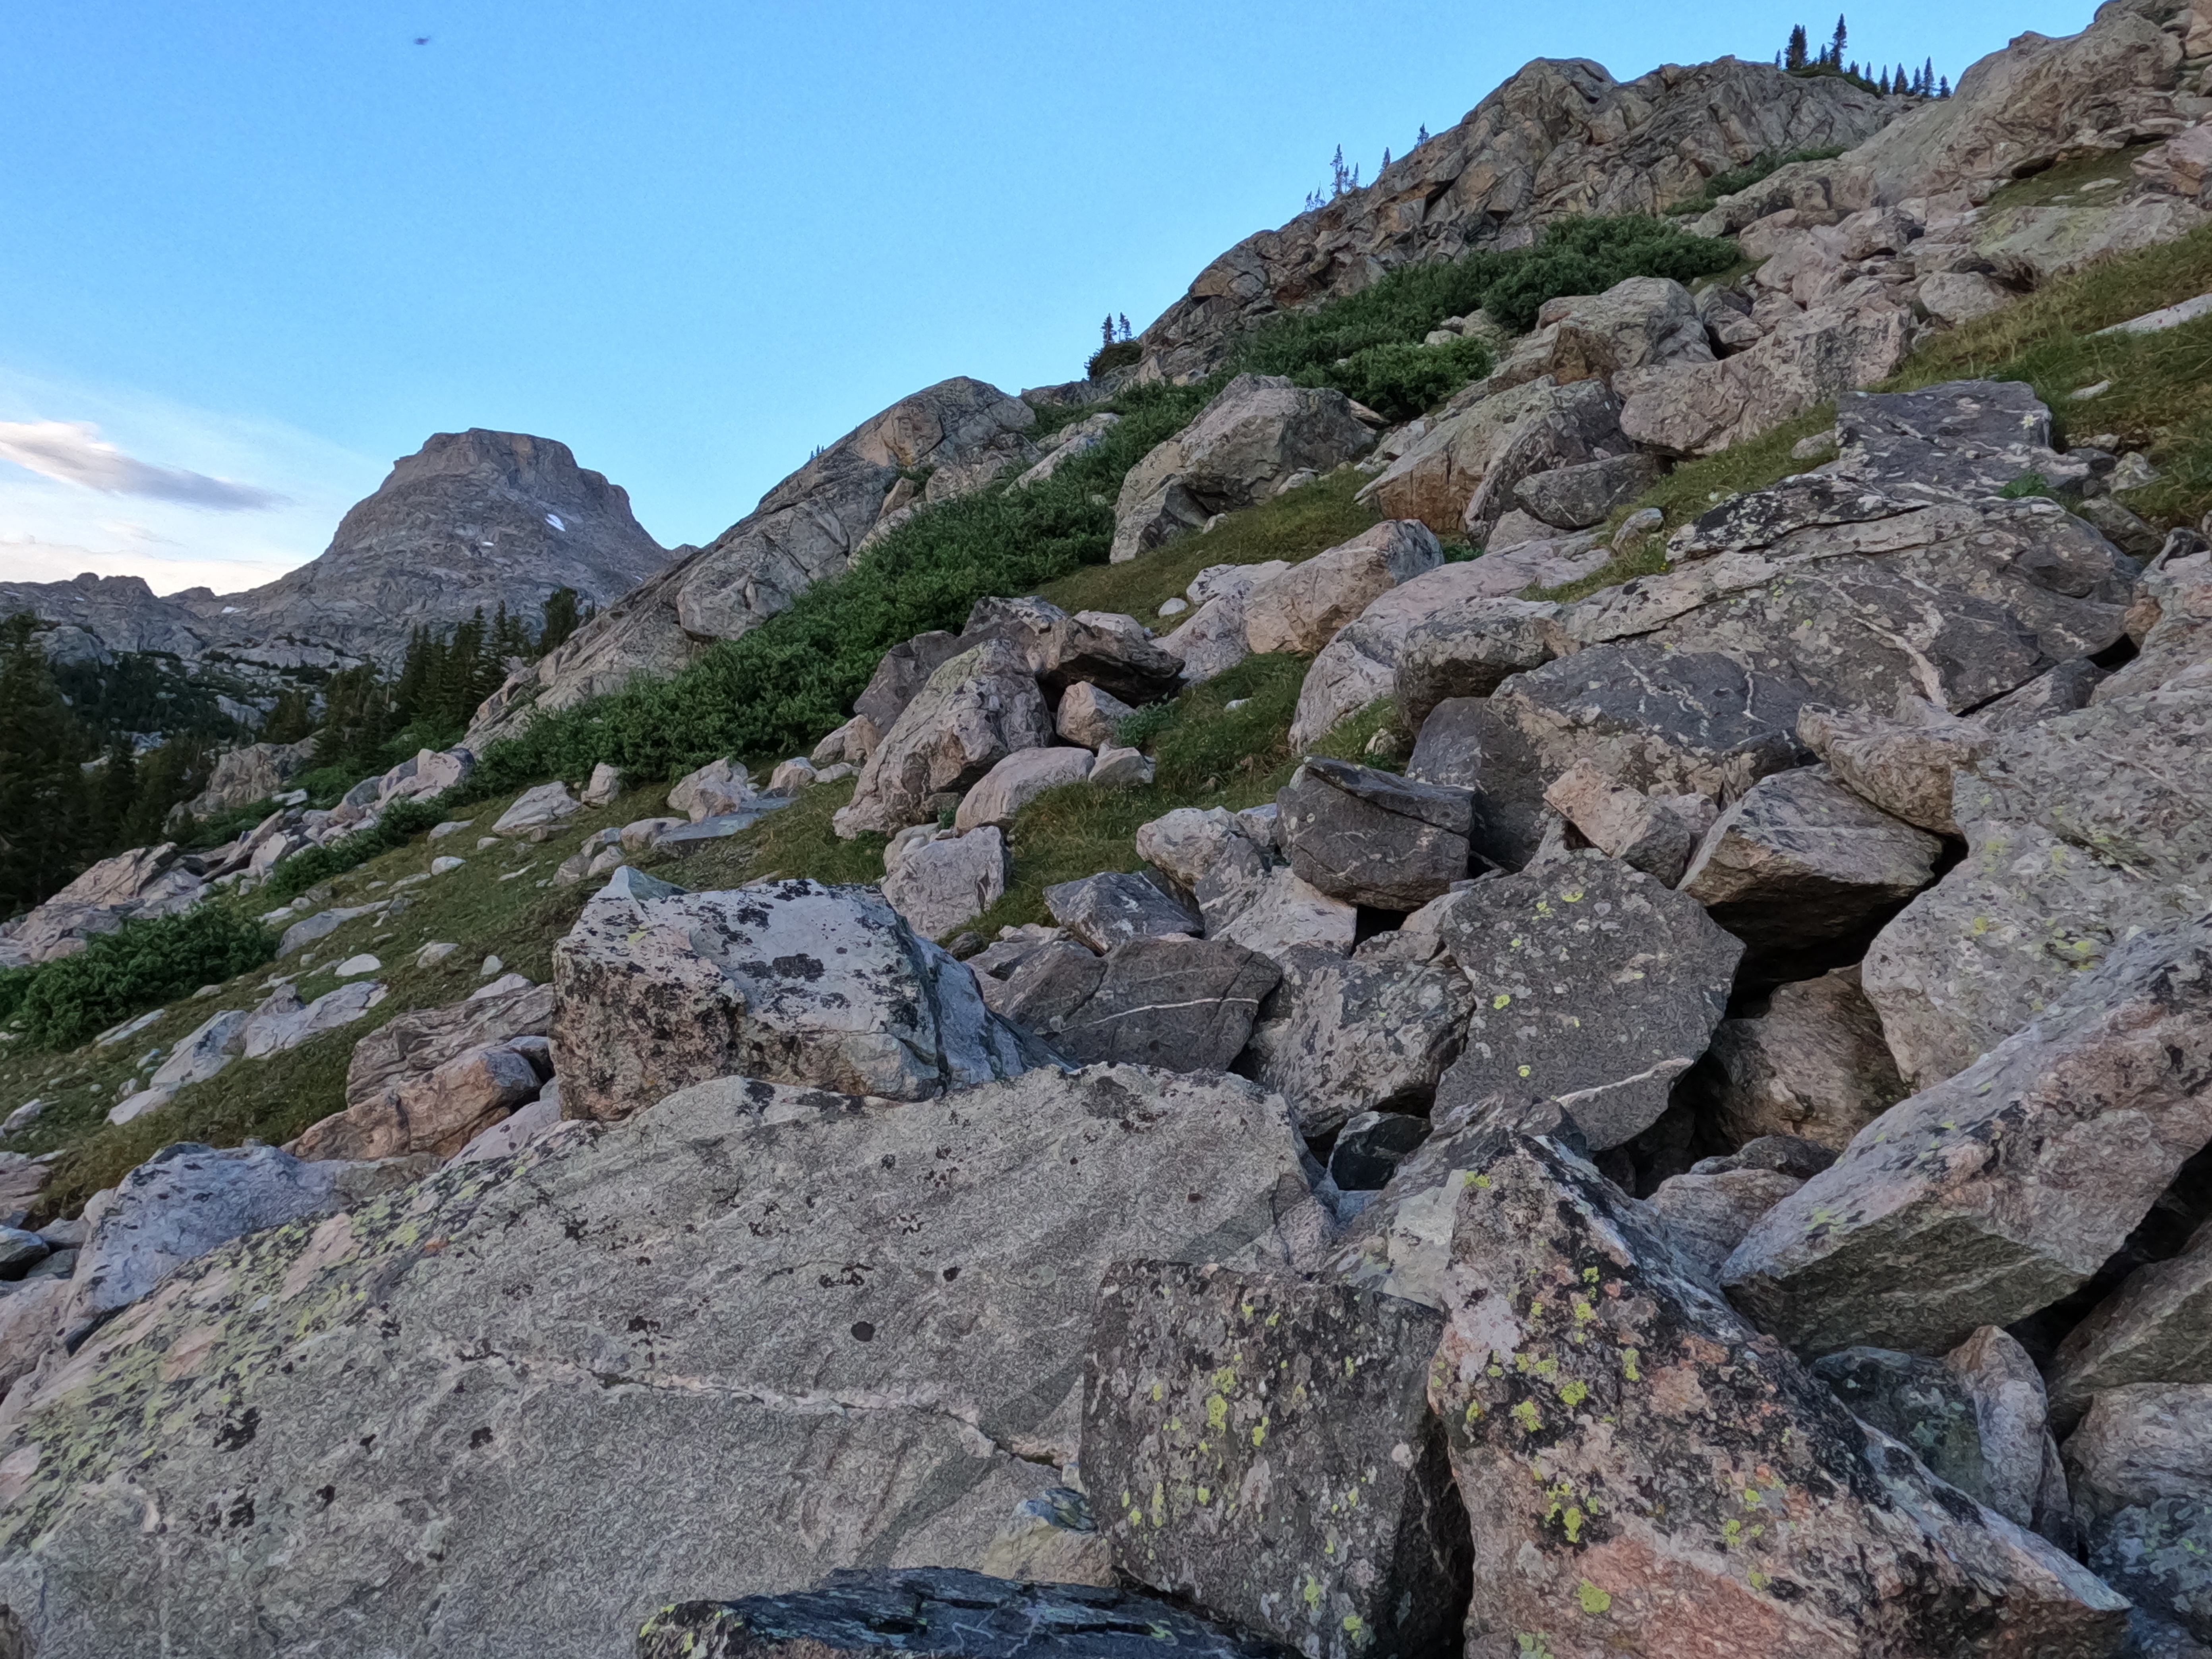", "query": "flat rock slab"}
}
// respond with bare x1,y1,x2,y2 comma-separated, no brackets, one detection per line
638,1568,1294,1659
1725,913,2212,1355
1277,758,1473,910
1049,939,1280,1071
2052,1223,2212,1429
1044,872,1201,953
1083,1261,1468,1659
1430,853,1744,1149
553,876,1044,1119
1429,1132,2130,1658
0,1067,1322,1659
